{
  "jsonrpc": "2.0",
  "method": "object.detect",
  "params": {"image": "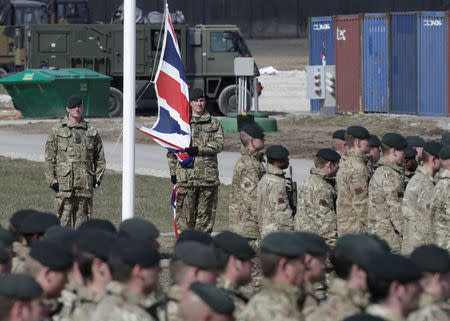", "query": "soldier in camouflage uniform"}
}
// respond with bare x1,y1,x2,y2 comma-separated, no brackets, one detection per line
404,147,418,188
167,88,224,233
45,95,106,228
368,133,407,253
332,129,349,161
257,145,294,238
402,141,442,254
367,135,381,179
335,126,371,235
296,148,340,246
